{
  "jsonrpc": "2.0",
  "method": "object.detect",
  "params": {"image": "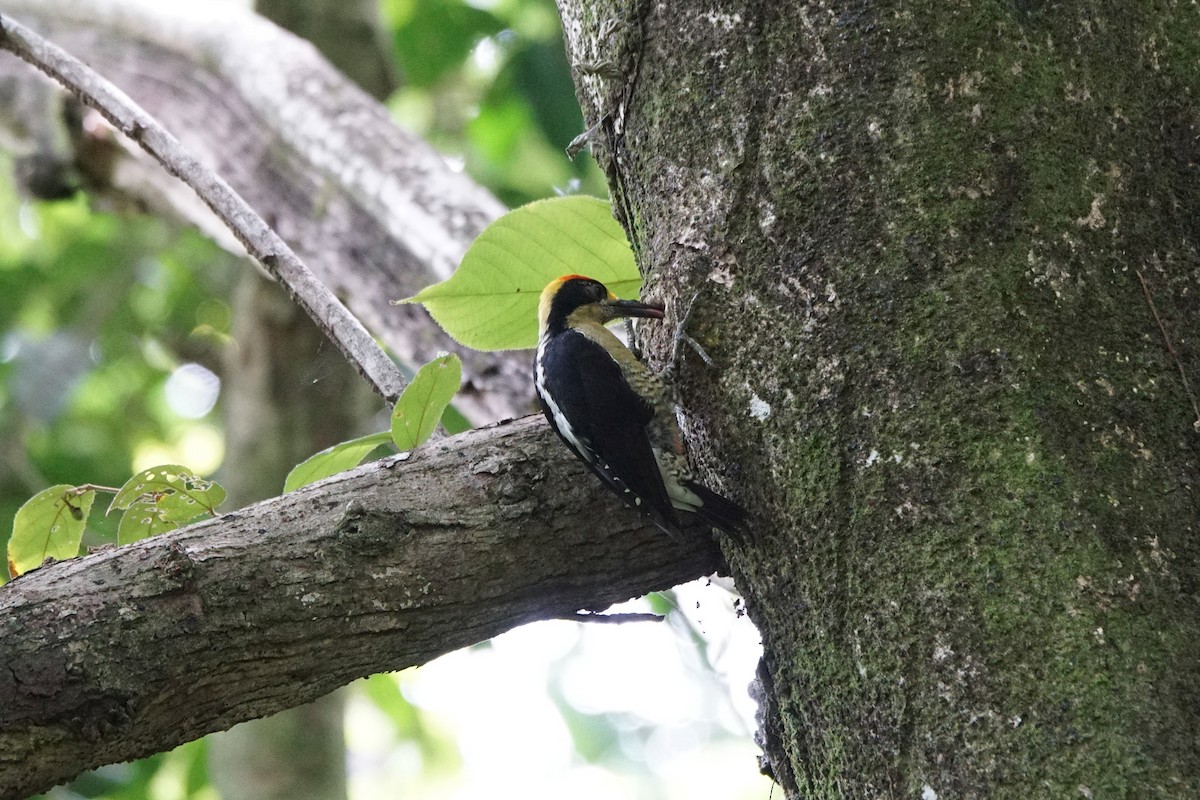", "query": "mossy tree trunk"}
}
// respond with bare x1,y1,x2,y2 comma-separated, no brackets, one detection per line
559,1,1200,796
